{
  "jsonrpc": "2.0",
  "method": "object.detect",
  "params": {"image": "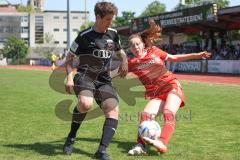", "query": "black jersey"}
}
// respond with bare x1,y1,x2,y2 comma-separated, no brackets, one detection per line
70,27,122,82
